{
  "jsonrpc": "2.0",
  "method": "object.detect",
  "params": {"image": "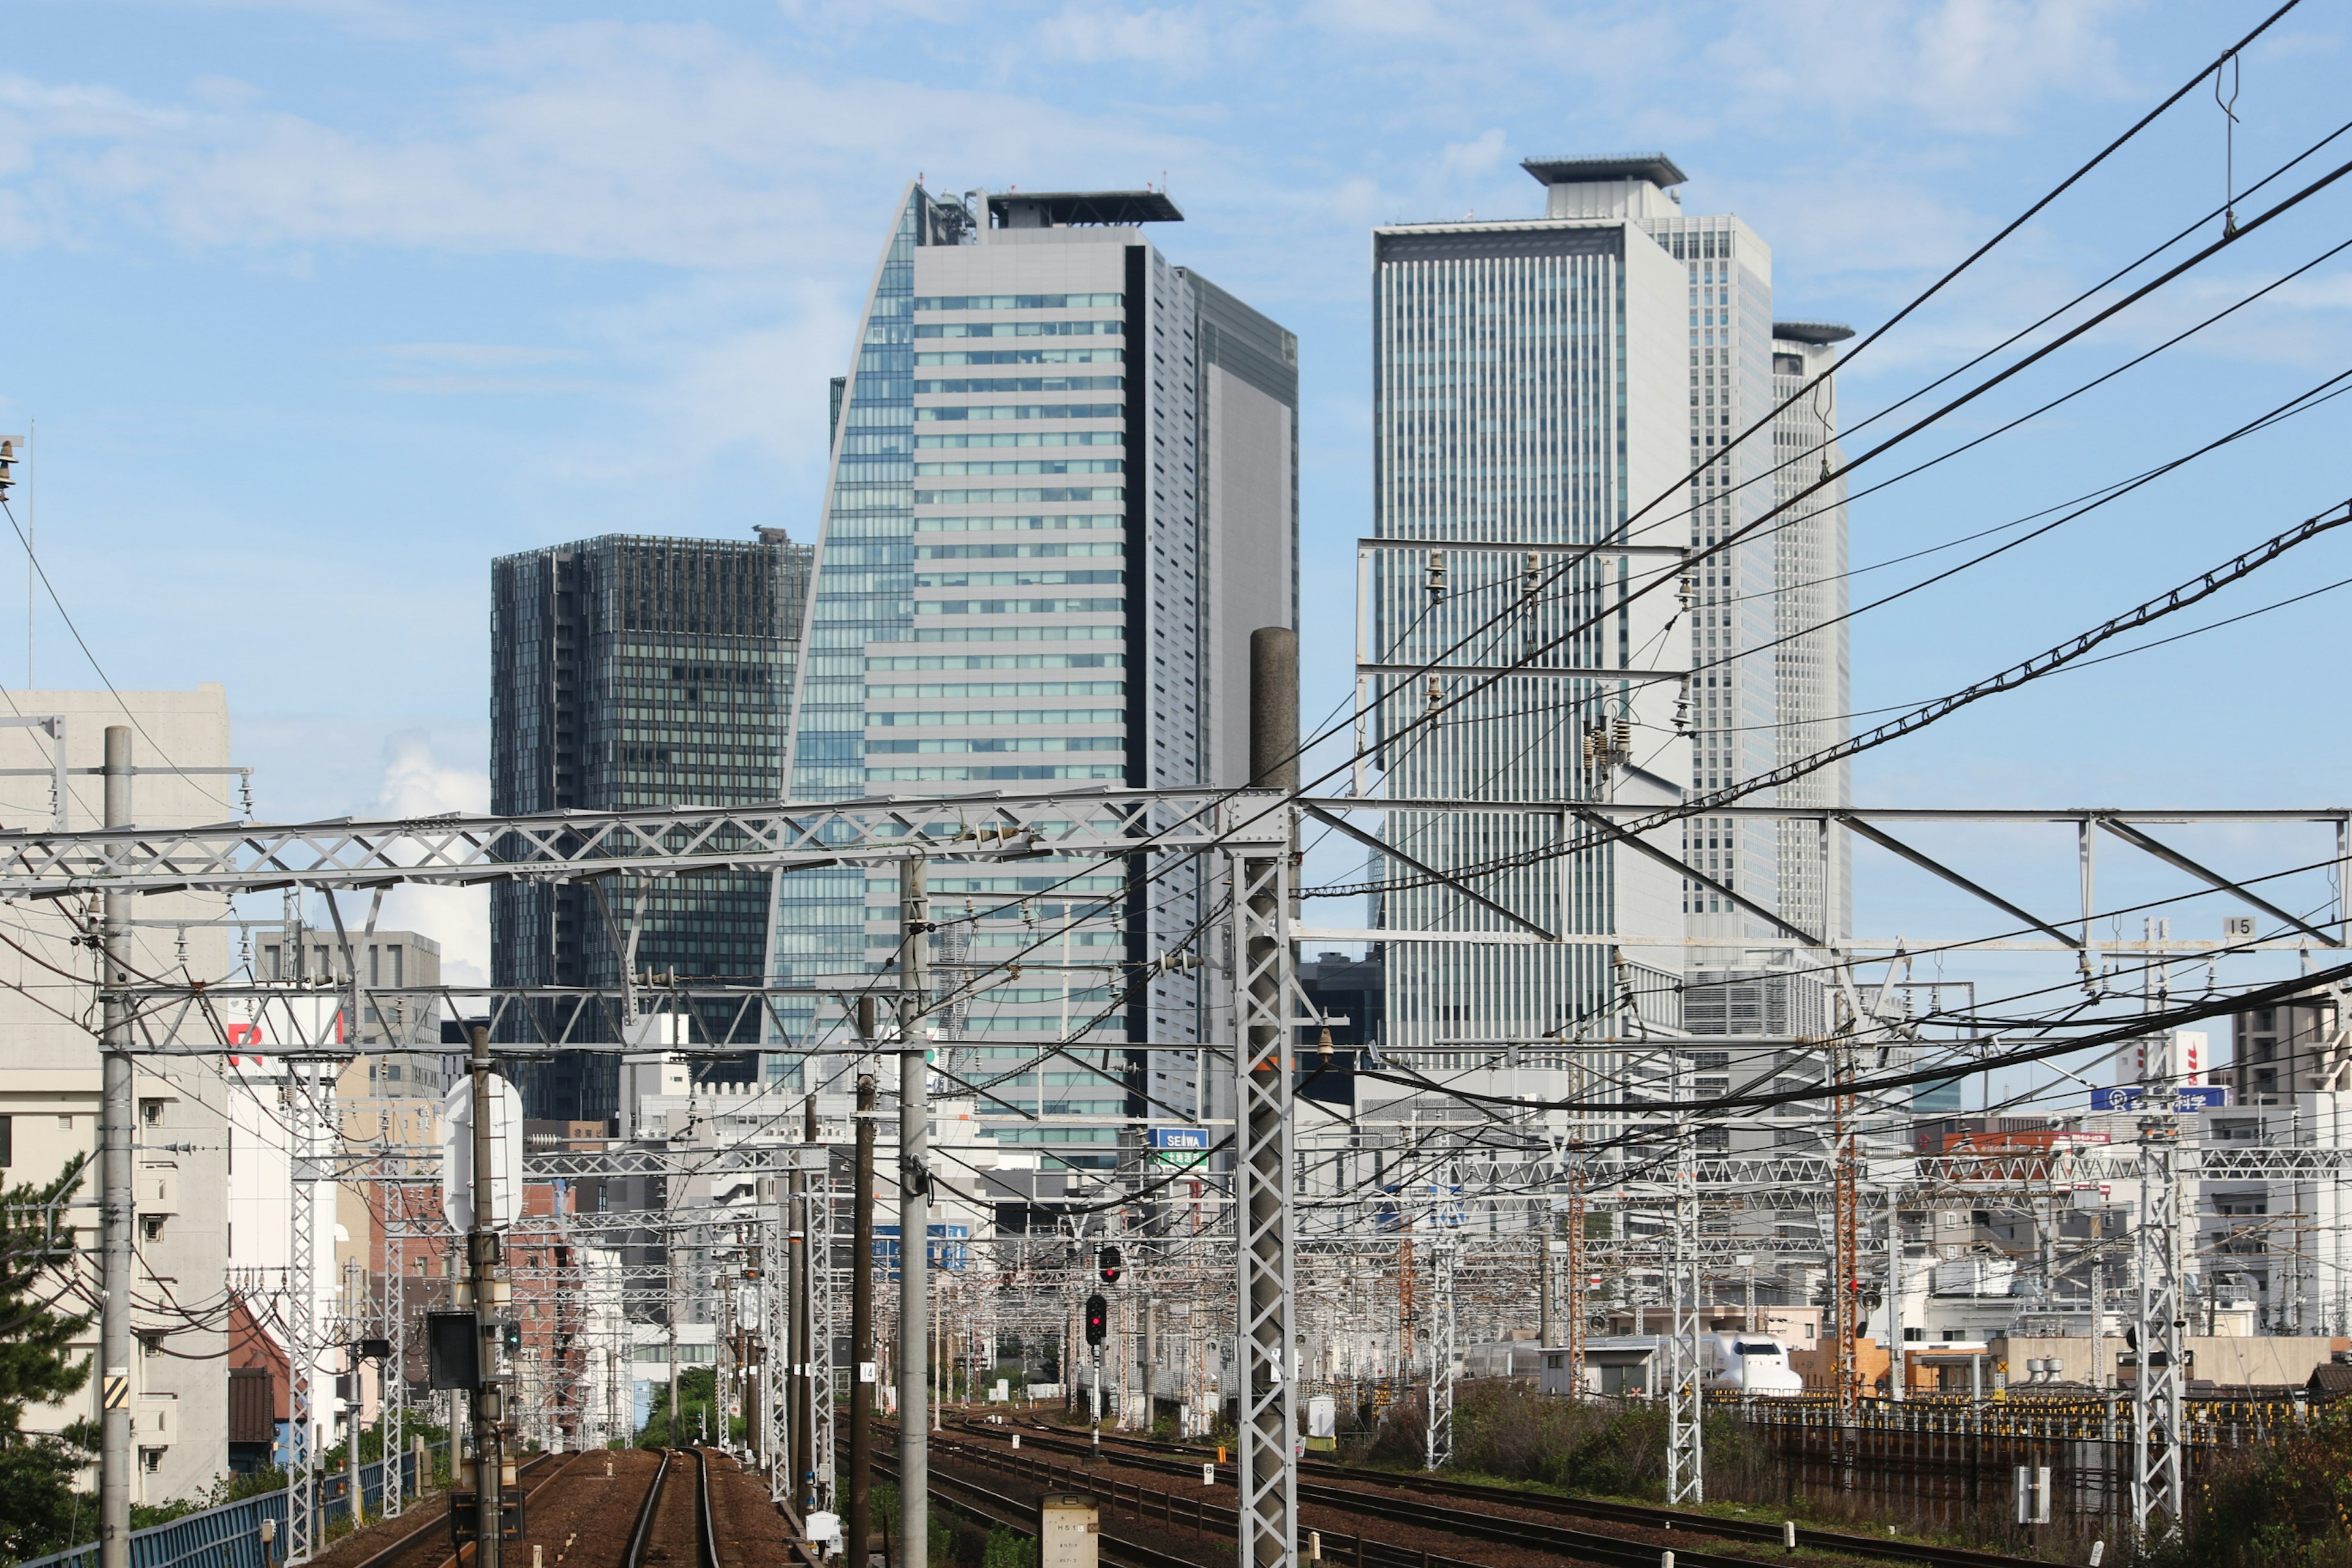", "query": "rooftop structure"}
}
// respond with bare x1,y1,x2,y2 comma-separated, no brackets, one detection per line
985,189,1185,227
